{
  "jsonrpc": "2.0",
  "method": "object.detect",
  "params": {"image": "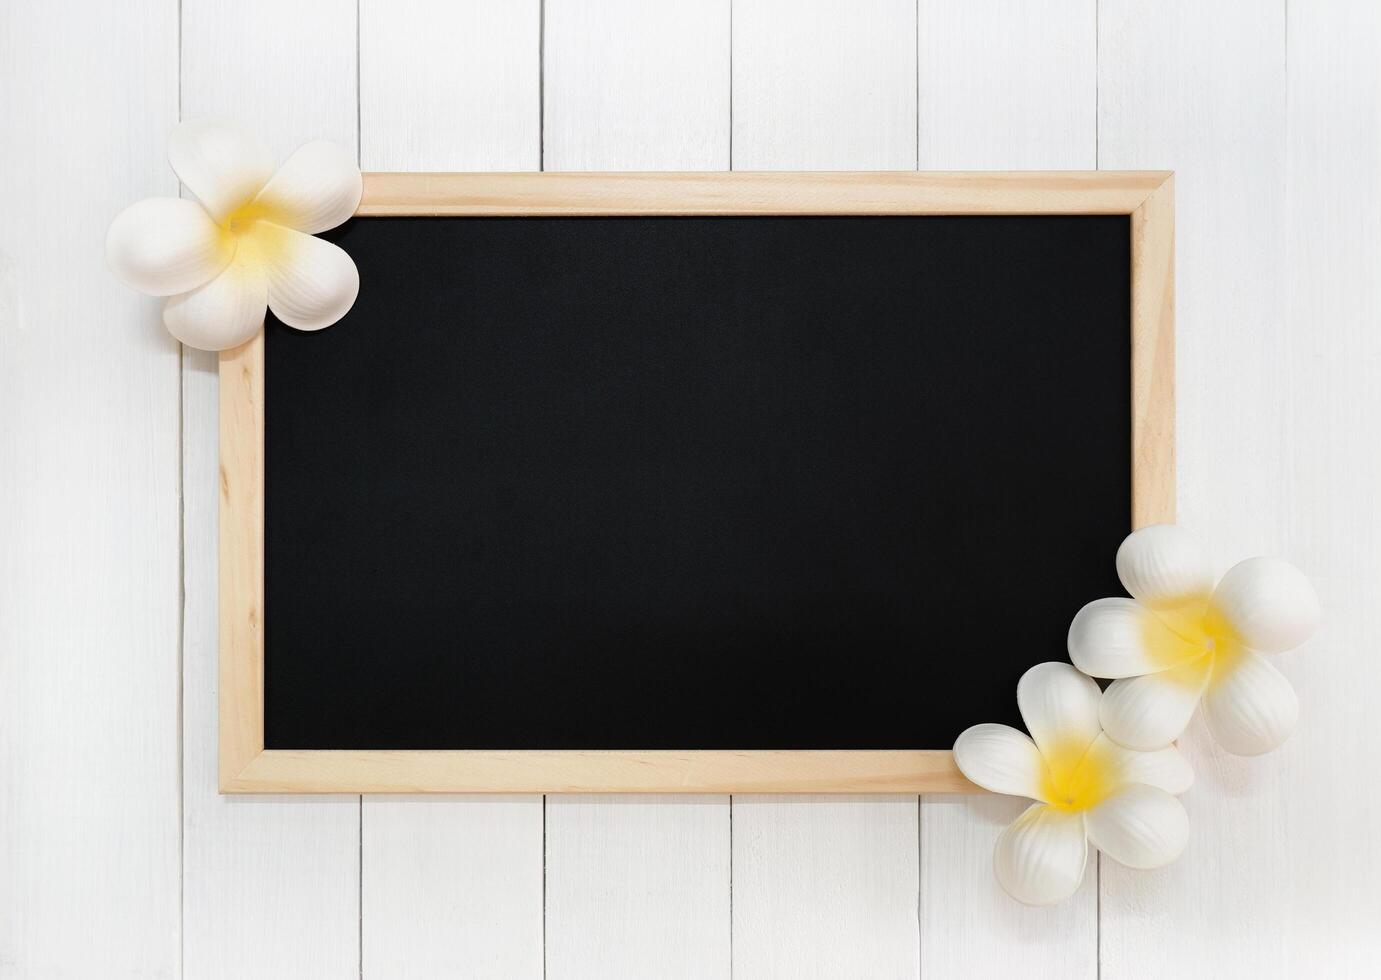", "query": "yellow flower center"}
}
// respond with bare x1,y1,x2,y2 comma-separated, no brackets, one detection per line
215,200,297,273
1139,596,1243,686
221,200,284,237
1040,739,1116,812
